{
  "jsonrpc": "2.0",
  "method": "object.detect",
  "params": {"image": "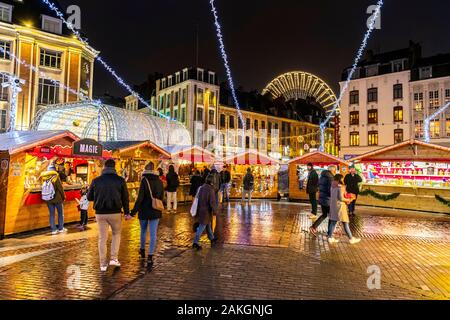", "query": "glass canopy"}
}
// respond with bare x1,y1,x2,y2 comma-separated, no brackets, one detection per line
30,102,192,146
